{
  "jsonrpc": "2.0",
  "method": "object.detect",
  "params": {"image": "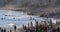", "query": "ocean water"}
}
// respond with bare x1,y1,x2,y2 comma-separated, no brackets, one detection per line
0,10,57,28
